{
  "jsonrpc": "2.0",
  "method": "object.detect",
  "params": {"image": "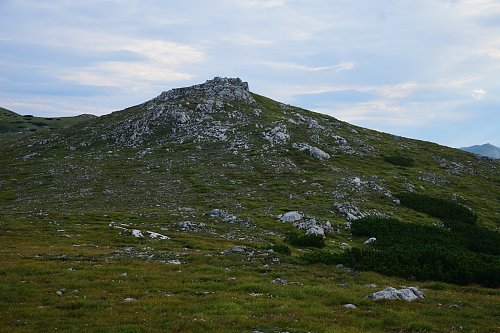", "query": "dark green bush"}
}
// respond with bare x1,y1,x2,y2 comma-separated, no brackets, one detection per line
398,192,477,226
304,217,500,287
31,122,49,127
383,155,414,167
263,243,291,255
286,231,325,248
